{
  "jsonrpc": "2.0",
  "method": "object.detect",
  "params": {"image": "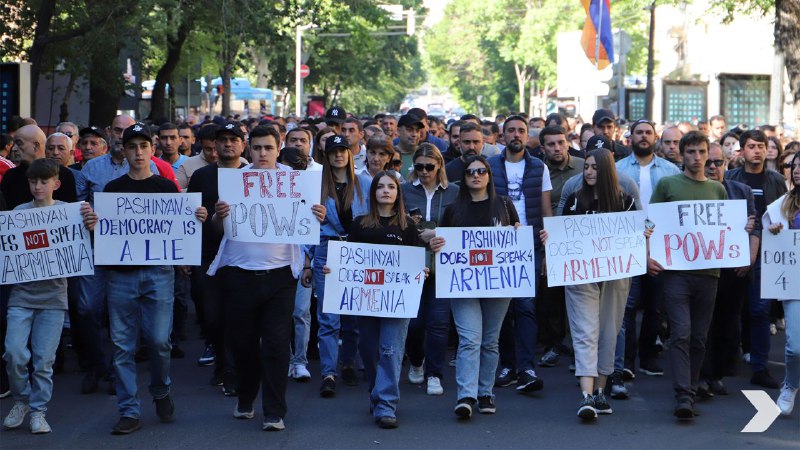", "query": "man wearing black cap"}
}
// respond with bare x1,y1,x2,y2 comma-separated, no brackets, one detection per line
592,109,630,161
100,123,207,434
402,108,448,153
72,127,108,170
395,113,426,176
186,121,248,395
325,106,347,134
